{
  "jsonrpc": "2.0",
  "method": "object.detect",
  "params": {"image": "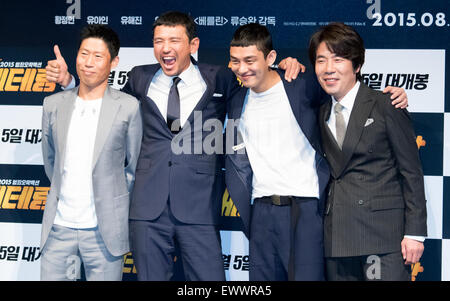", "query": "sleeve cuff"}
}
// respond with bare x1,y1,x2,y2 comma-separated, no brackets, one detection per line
404,235,426,242
61,75,76,90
